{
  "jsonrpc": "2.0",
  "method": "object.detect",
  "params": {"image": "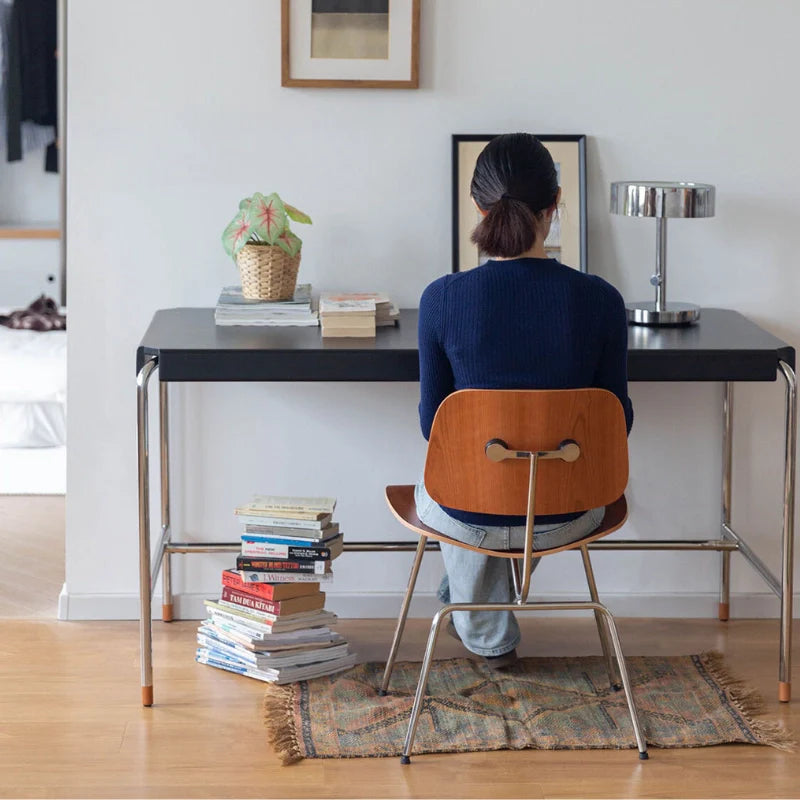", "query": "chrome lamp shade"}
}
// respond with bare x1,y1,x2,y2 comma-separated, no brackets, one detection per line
610,181,715,326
